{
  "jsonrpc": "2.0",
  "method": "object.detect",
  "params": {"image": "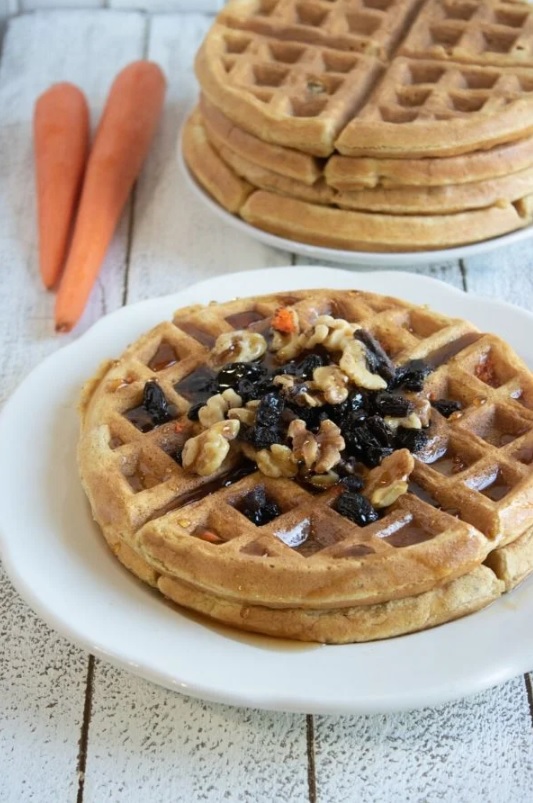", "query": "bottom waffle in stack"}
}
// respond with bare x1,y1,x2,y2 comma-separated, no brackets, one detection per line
78,289,533,643
181,101,533,252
